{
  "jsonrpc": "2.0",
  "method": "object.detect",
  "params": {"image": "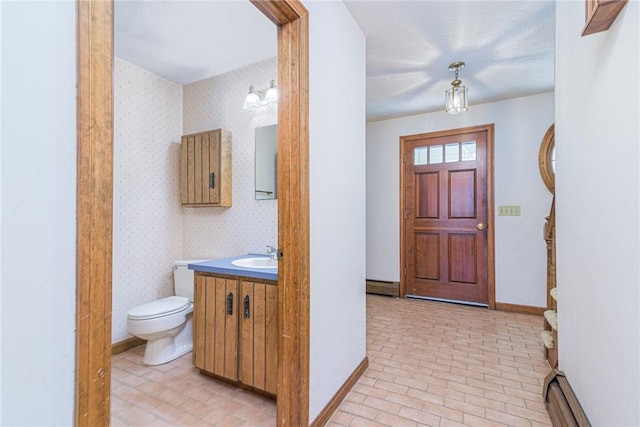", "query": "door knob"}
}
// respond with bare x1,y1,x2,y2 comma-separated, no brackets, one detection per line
476,223,486,231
